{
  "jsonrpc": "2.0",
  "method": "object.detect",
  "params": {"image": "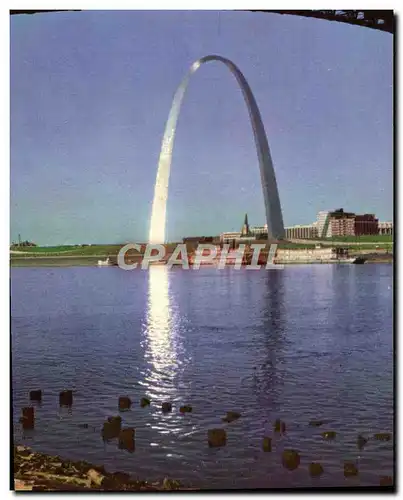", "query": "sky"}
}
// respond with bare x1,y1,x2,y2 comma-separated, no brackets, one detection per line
10,10,393,245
